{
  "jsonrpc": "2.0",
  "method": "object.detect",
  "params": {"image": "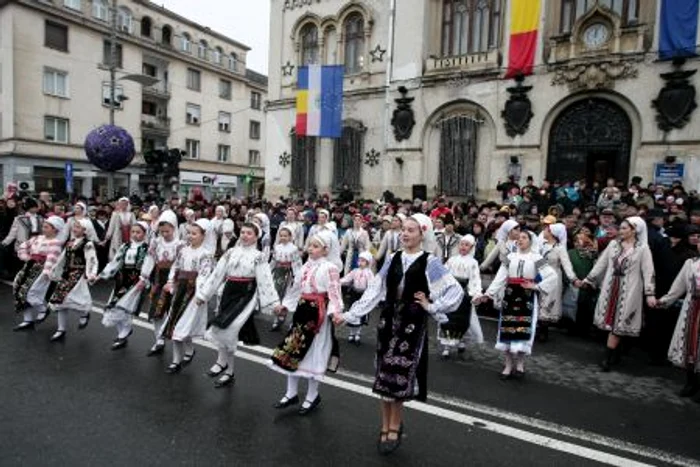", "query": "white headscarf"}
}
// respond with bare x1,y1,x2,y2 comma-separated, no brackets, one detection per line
519,230,540,255
157,210,178,230
359,251,374,264
549,223,567,246
184,208,195,221
215,205,228,218
45,216,65,233
625,216,648,245
311,229,342,269
253,212,271,238
74,202,87,217
222,218,235,234
496,219,519,243
277,223,297,243
410,213,436,253
460,234,476,257
134,221,150,237
194,218,211,233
